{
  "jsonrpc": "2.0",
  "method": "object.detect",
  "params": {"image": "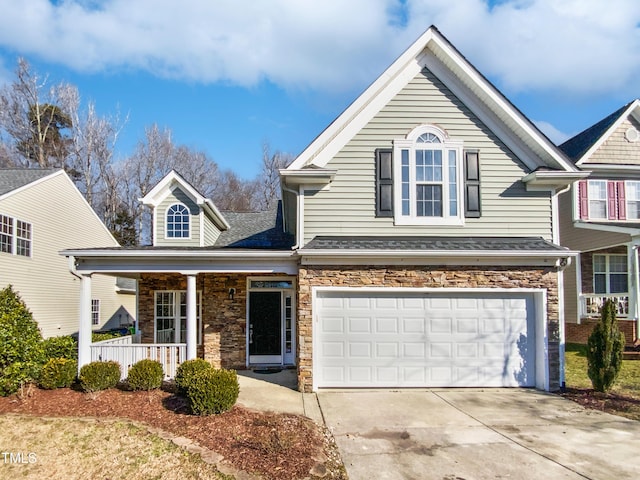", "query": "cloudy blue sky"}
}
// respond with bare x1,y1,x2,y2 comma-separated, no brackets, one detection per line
0,0,638,178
